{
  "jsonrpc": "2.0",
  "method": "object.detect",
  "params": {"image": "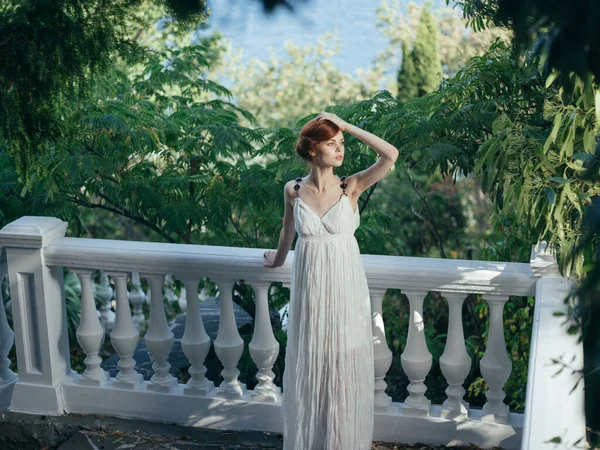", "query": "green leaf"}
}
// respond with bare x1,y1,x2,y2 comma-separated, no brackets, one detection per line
544,113,562,152
583,128,596,153
545,72,559,88
549,176,569,183
545,187,556,204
